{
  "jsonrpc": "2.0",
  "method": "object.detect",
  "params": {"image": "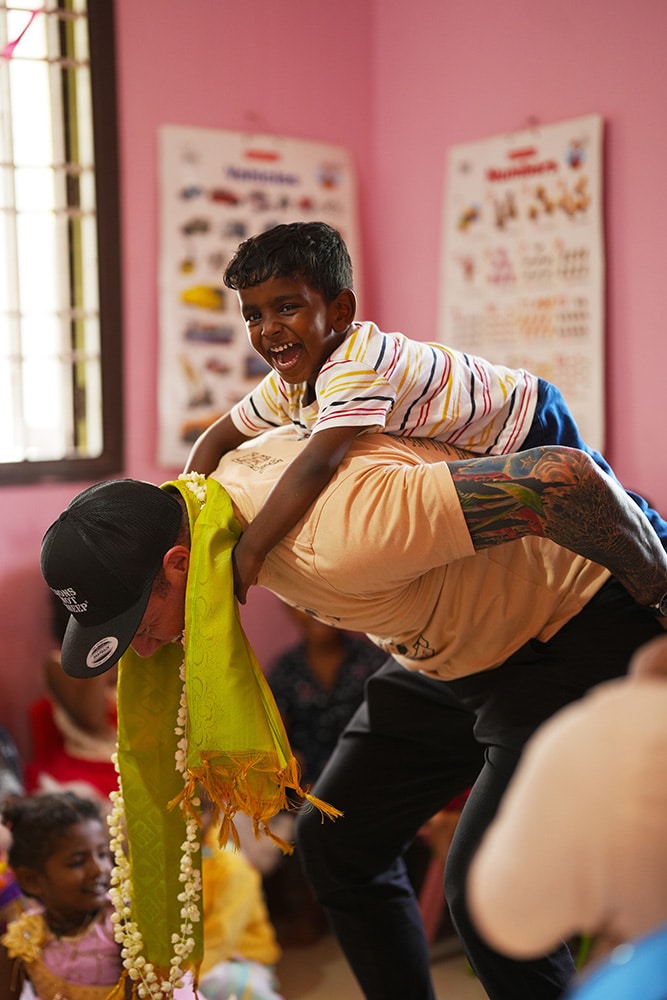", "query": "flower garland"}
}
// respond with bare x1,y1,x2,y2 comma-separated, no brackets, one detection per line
106,473,207,999
178,470,207,506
